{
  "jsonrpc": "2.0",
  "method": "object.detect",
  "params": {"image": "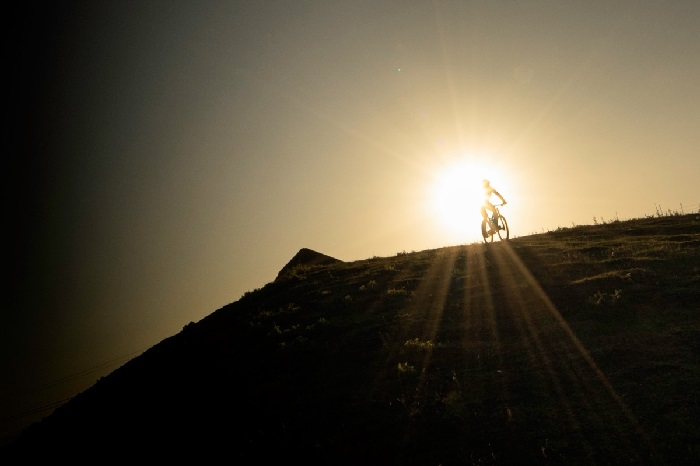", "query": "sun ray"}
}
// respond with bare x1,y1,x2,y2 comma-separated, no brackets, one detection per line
491,242,656,454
